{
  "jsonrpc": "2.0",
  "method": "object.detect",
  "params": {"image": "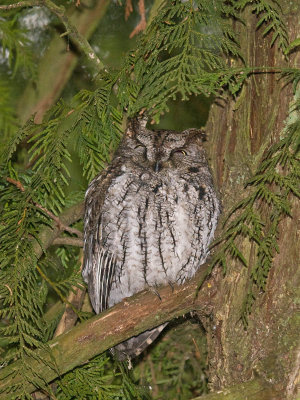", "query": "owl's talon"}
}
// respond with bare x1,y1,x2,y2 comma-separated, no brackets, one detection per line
168,281,175,292
149,286,162,300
